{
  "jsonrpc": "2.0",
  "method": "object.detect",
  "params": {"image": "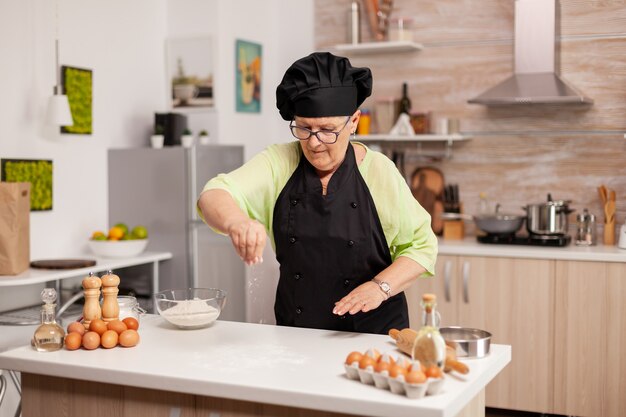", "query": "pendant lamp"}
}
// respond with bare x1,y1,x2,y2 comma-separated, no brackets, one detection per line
46,9,73,126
